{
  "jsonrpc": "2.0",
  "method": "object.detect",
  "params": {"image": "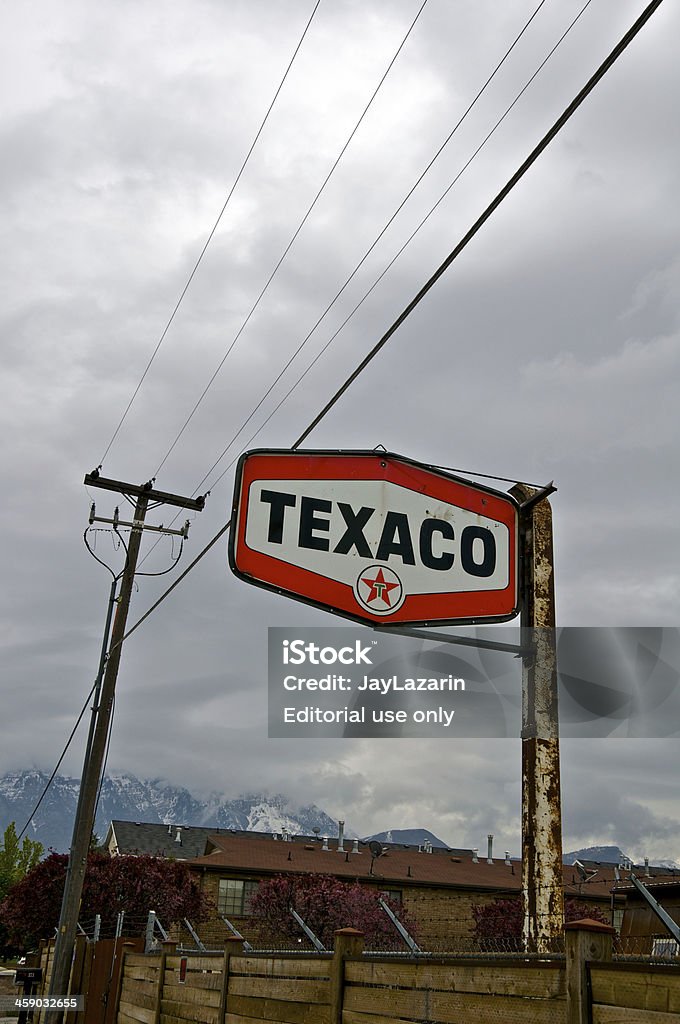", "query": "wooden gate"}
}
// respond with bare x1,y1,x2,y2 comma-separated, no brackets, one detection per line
75,937,144,1024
